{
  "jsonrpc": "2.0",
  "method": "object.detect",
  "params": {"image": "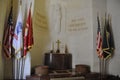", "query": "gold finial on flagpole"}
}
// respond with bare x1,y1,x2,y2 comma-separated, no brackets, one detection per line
97,12,99,17
20,0,22,5
30,2,32,9
11,0,13,6
108,13,111,21
105,12,107,20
